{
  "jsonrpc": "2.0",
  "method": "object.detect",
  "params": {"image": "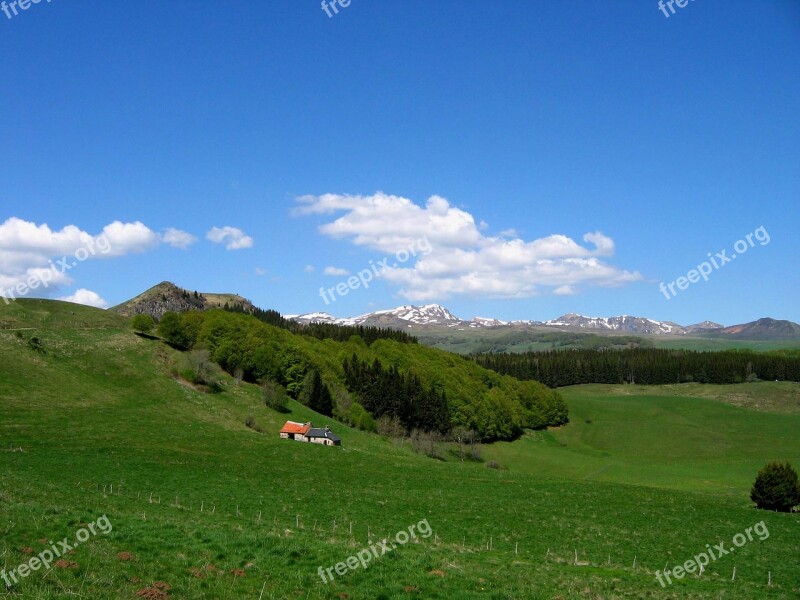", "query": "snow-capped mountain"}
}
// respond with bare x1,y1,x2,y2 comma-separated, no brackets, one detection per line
284,304,797,339
288,305,689,334
288,304,463,328
471,317,508,327
286,305,727,336
543,313,682,335
284,312,338,325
